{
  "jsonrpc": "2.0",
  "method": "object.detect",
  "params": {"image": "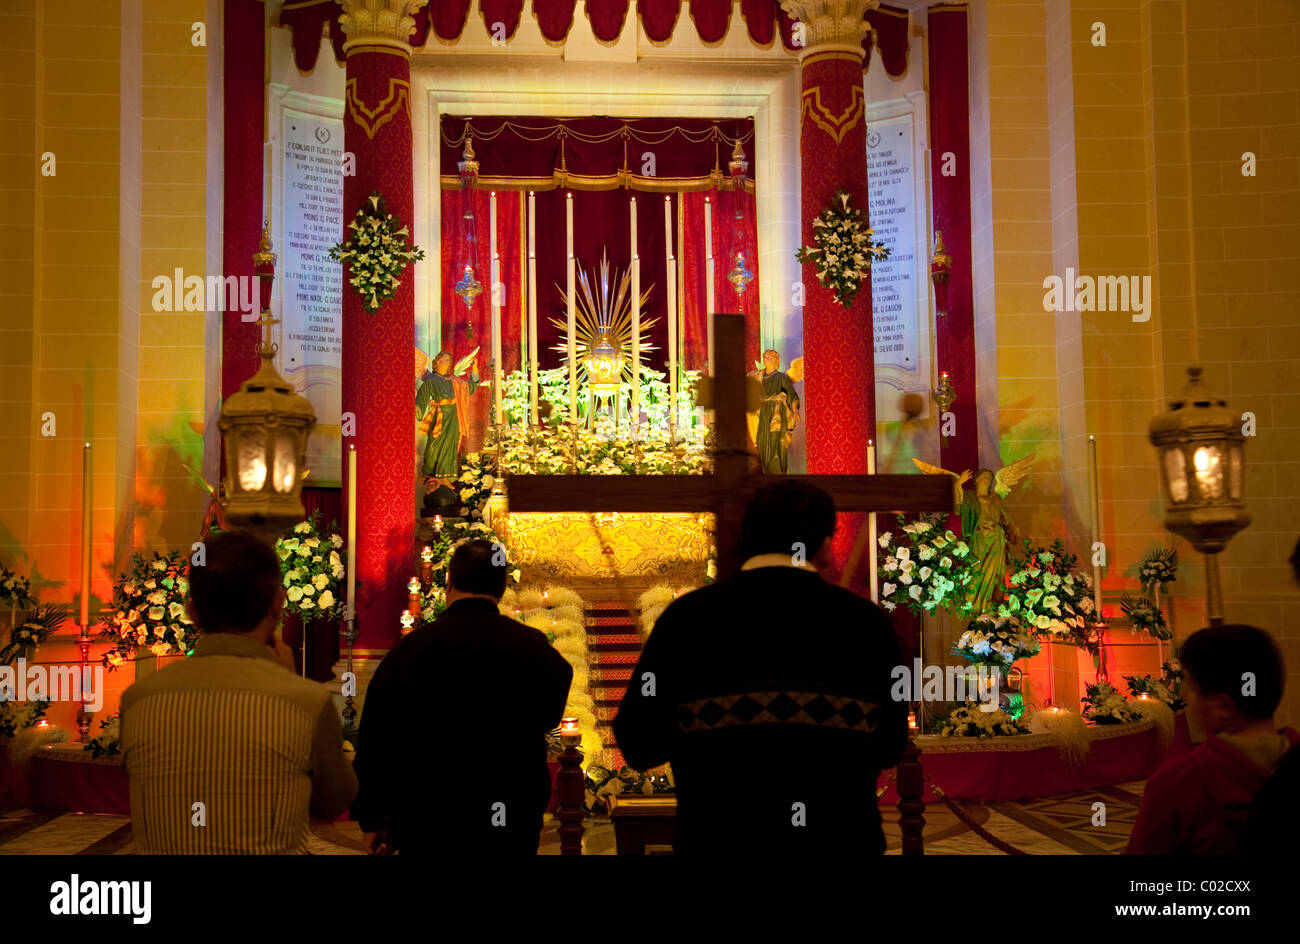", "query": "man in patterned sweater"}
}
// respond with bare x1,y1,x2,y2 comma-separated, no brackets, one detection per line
615,481,909,854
